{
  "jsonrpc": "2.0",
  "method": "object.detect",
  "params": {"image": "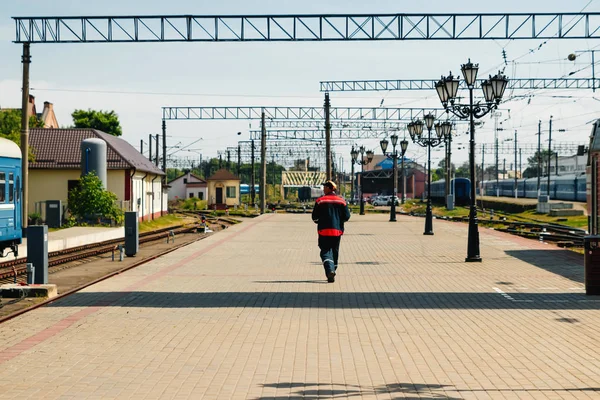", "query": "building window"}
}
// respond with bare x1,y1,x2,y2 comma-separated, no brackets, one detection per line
189,193,194,198
226,186,236,198
199,192,204,200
